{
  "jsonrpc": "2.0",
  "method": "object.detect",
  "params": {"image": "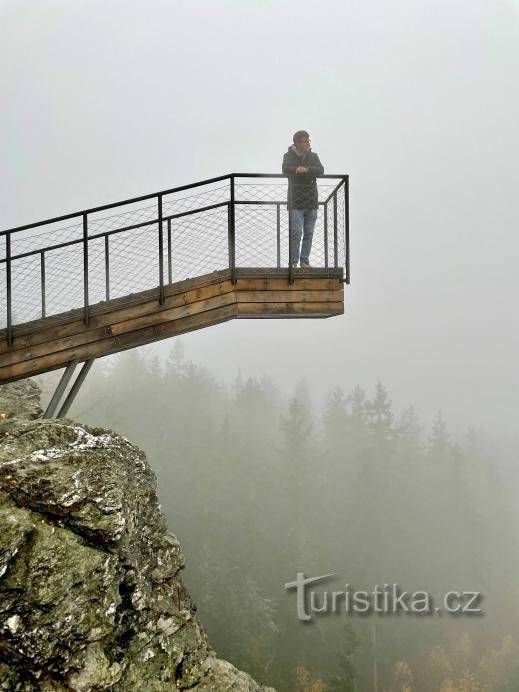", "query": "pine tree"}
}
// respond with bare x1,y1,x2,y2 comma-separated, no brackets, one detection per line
366,381,394,443
397,406,422,441
428,411,450,455
348,384,368,424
